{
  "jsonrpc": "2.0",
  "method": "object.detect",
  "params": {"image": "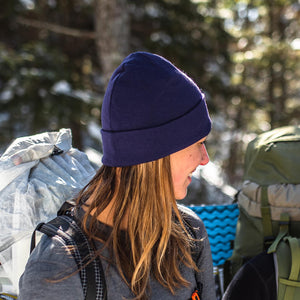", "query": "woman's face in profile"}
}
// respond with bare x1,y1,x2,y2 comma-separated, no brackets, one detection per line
170,136,209,200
